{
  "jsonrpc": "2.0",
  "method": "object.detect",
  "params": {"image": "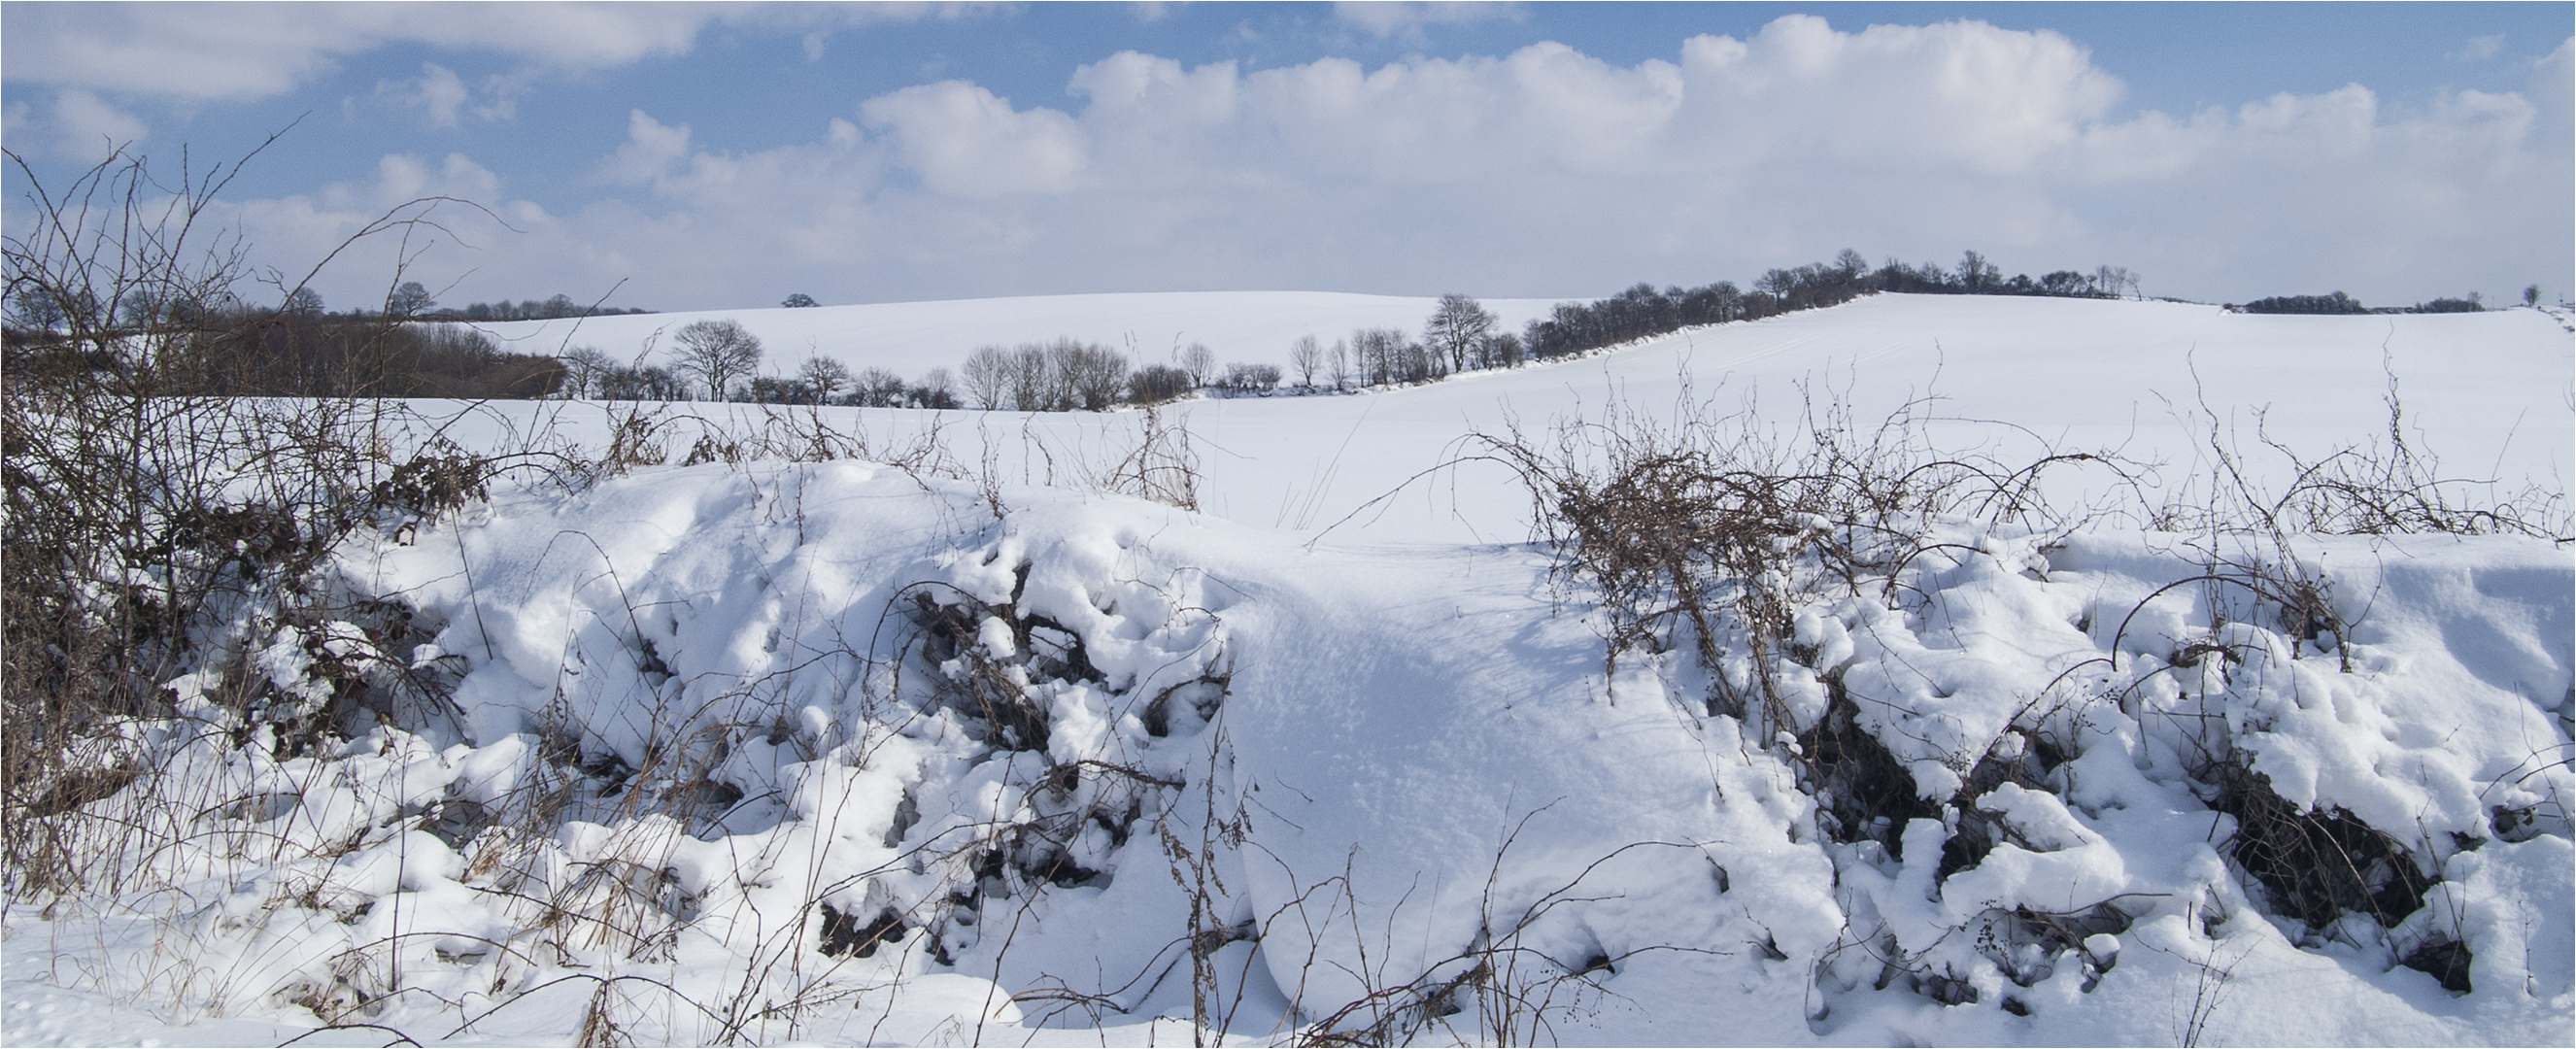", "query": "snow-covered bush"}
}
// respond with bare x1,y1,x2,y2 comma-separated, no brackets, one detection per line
1473,386,2570,1038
